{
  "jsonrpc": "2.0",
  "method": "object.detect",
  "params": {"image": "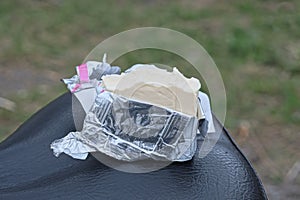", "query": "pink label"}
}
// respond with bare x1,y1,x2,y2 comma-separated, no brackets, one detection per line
78,63,89,83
